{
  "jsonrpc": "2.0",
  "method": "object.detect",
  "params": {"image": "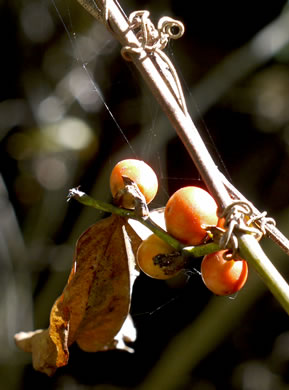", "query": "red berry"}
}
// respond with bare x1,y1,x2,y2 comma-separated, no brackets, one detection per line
201,250,248,296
